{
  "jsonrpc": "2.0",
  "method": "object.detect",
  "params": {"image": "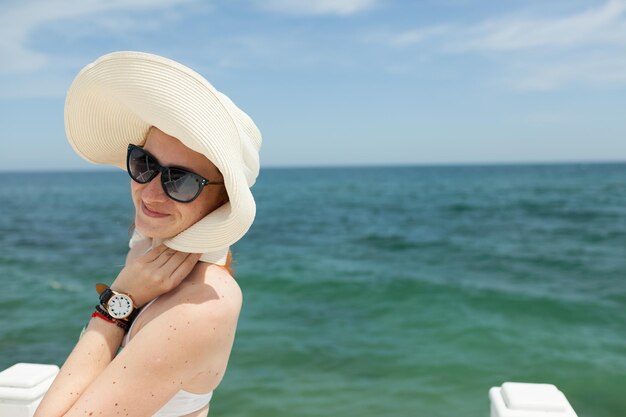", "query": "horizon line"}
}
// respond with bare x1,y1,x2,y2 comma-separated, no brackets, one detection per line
0,158,625,174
